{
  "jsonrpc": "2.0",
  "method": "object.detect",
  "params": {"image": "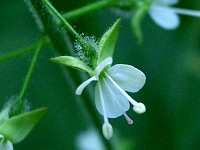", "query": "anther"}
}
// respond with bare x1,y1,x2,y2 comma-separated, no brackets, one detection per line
133,102,146,114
